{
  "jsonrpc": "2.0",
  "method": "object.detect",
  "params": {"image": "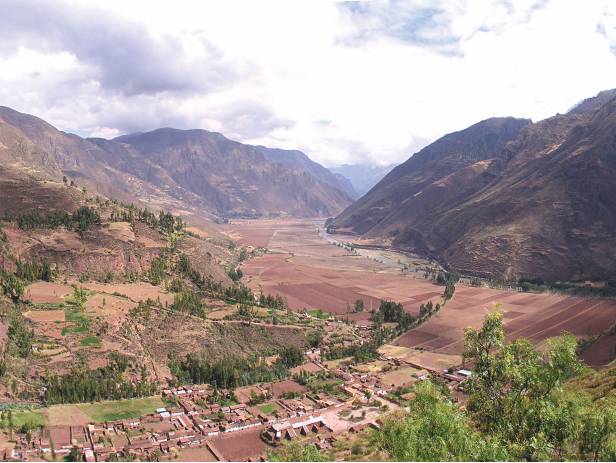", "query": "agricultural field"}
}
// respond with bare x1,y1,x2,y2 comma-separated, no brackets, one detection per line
208,427,268,461
224,219,616,370
10,397,165,427
395,286,616,368
222,219,444,317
